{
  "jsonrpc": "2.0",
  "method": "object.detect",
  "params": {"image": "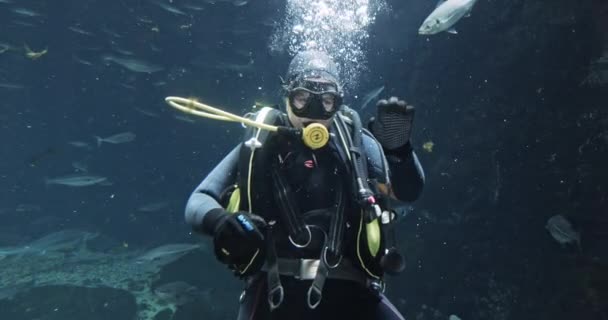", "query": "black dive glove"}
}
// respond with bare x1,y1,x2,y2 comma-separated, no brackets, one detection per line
370,96,415,151
204,208,267,277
